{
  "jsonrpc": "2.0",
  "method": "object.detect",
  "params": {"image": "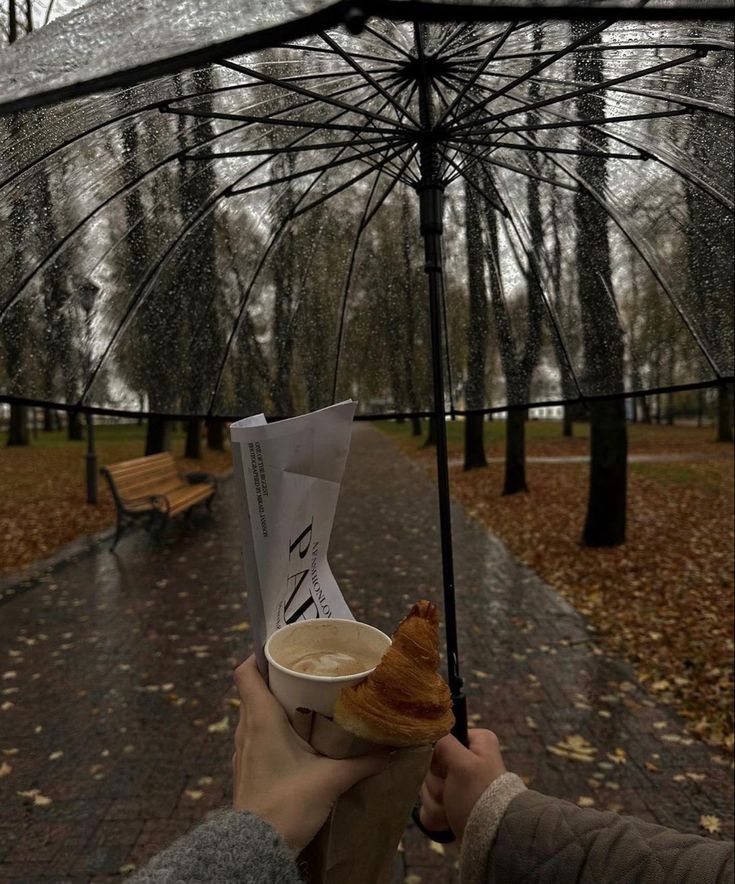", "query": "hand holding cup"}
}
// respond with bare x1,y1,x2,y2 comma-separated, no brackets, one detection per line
232,656,389,853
